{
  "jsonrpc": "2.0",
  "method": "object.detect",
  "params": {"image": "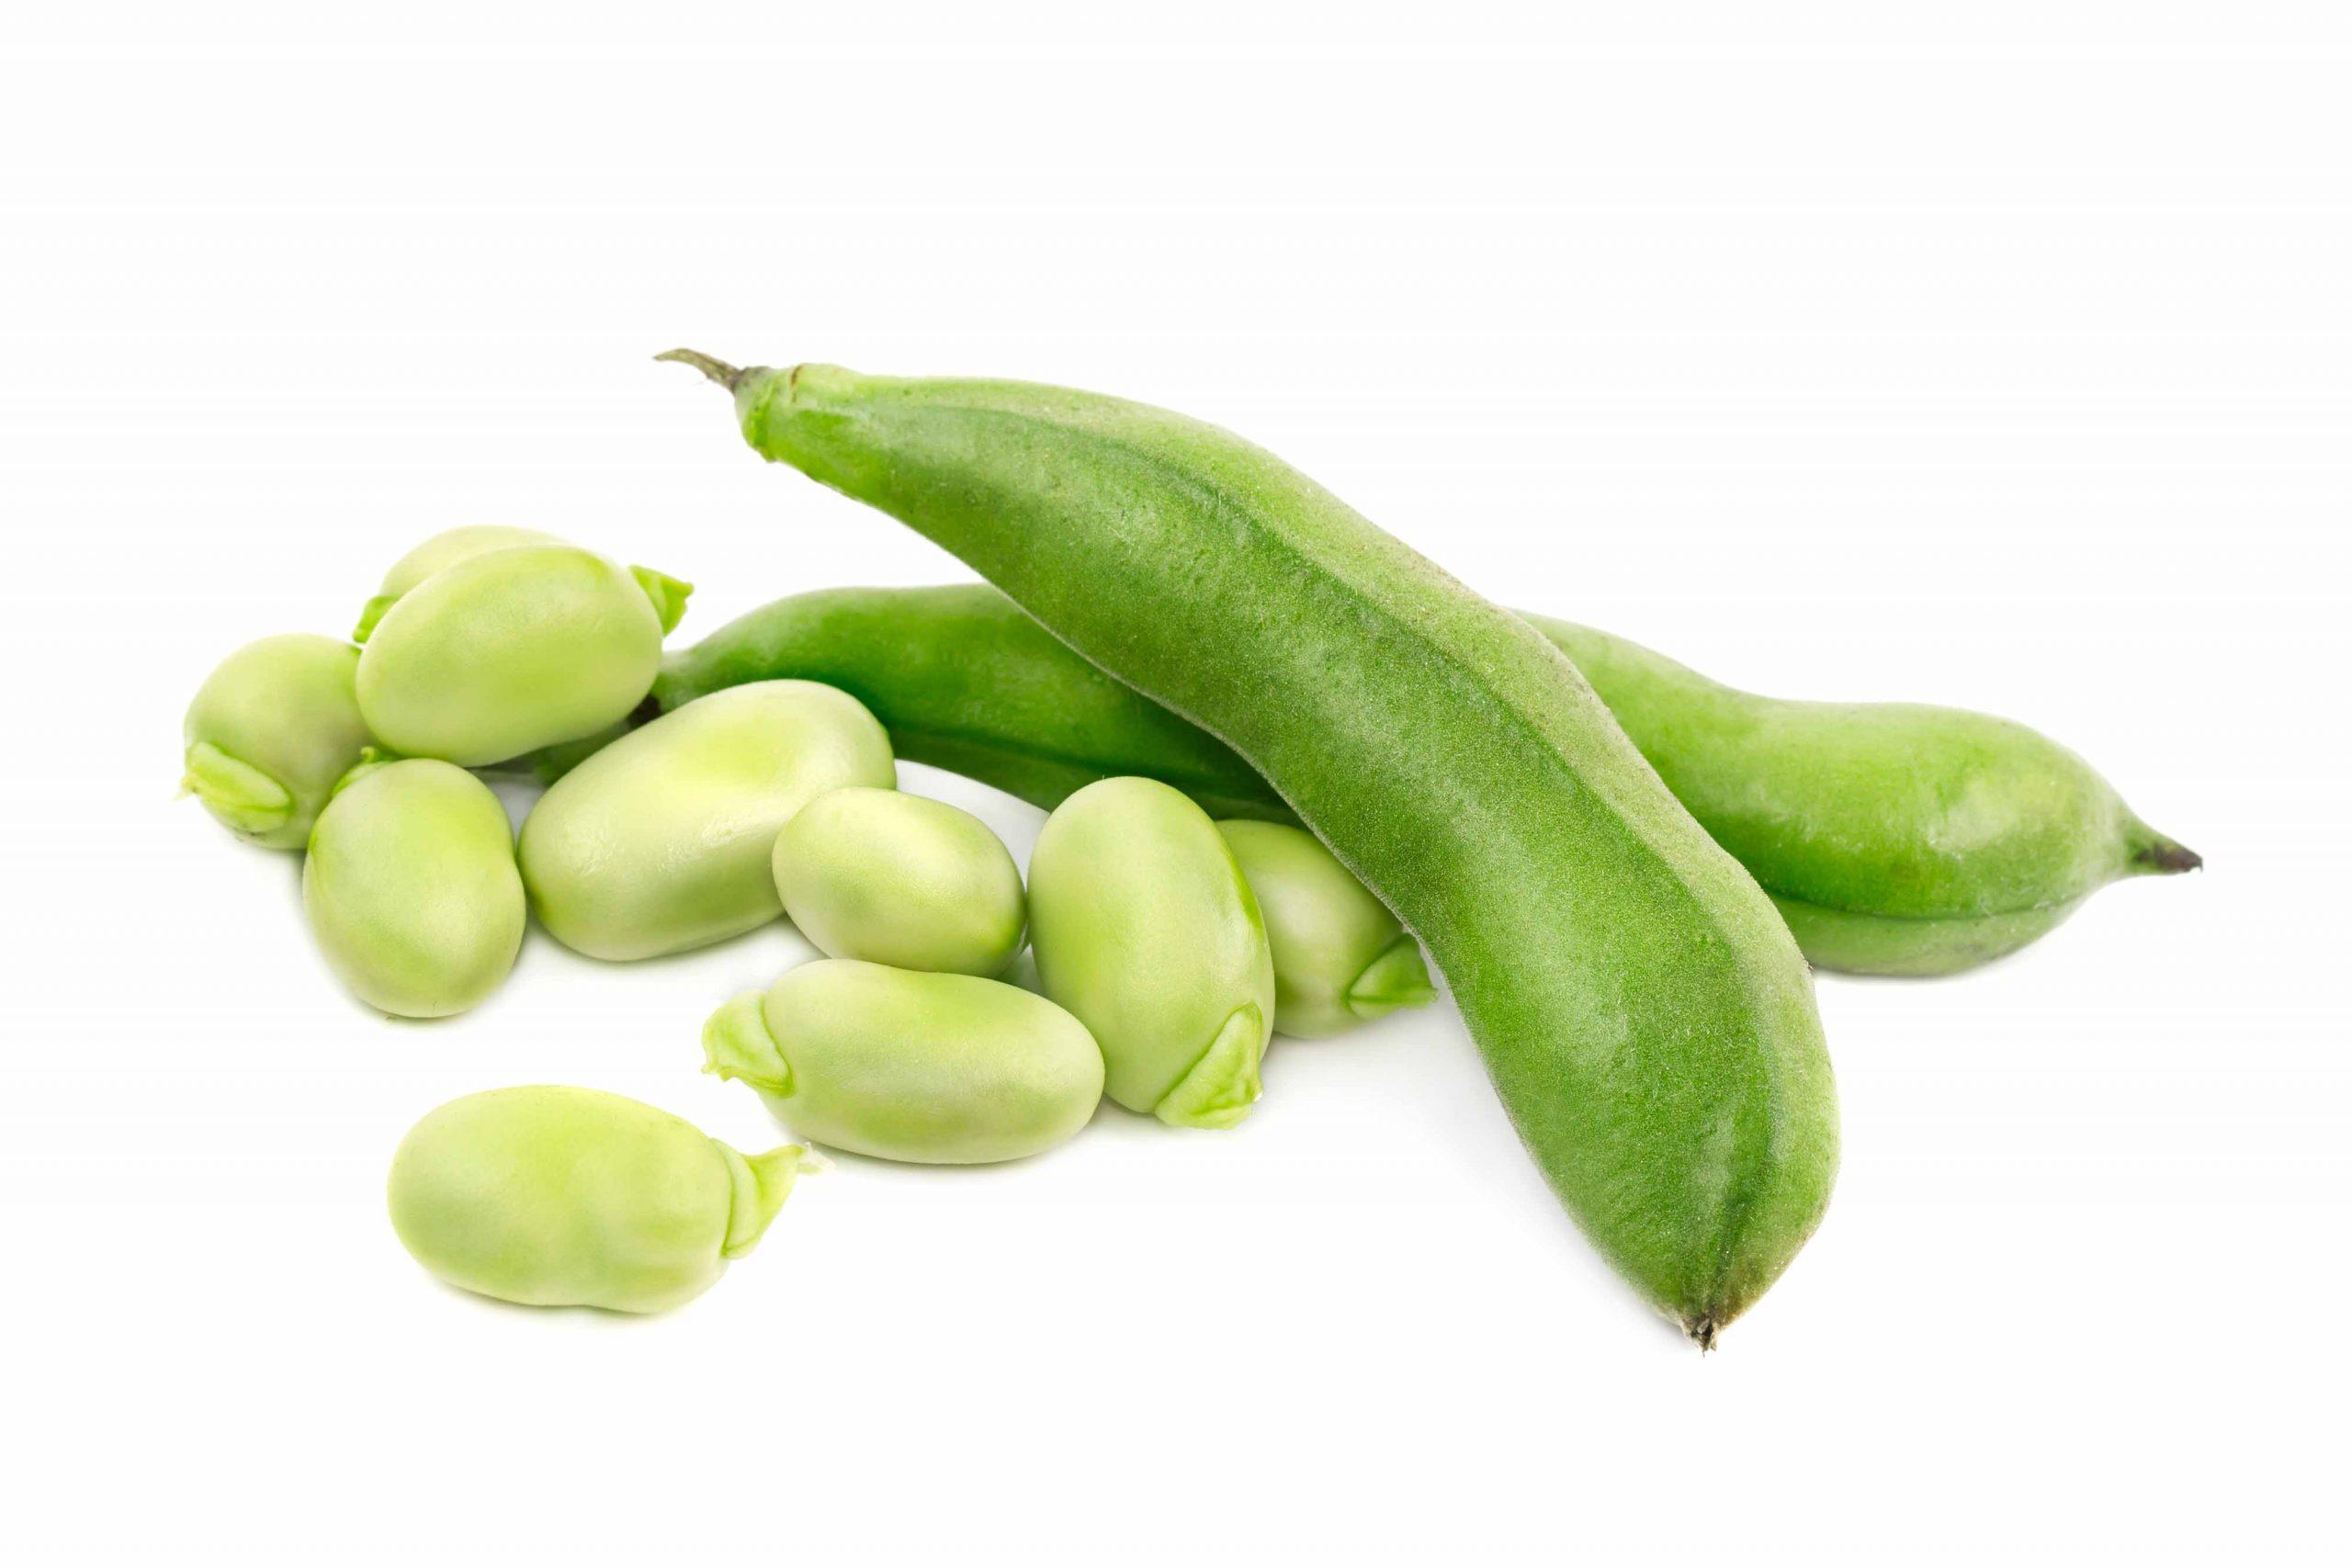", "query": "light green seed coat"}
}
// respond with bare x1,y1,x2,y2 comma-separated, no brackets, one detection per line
1216,820,1437,1038
302,759,526,1018
182,633,374,850
356,543,688,766
773,787,1026,976
1026,777,1274,1129
704,959,1103,1164
519,681,896,960
388,1085,813,1313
